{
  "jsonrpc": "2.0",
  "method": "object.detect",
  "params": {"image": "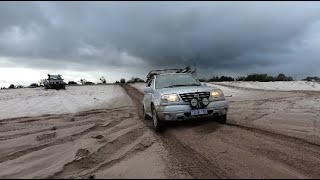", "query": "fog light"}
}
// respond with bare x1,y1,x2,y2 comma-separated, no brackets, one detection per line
165,114,171,120
191,98,198,107
202,98,209,106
